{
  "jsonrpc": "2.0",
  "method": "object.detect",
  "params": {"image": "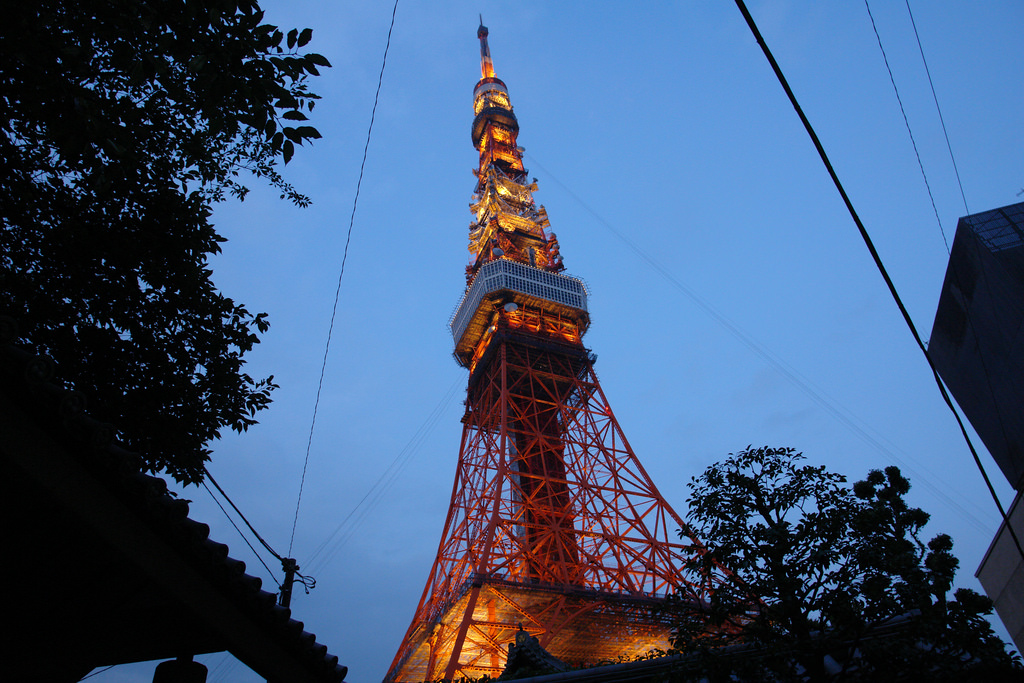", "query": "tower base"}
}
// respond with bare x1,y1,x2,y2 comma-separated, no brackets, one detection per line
388,578,680,681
